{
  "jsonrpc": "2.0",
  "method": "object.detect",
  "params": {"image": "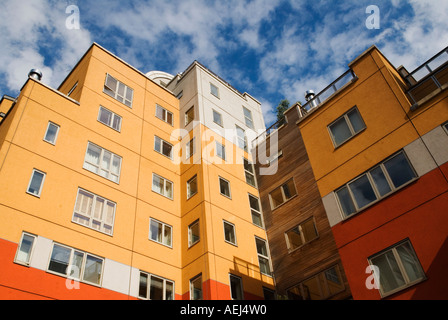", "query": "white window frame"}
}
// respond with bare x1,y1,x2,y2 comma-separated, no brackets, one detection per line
155,104,174,126
368,239,426,298
187,175,198,199
103,73,134,108
98,106,122,132
219,176,231,199
138,271,175,300
186,137,196,160
243,106,254,129
47,242,104,287
149,218,173,248
216,141,226,161
244,158,257,187
236,125,248,152
43,121,60,145
210,83,220,99
67,82,78,97
188,219,200,248
255,237,272,277
26,169,46,198
212,109,223,127
269,178,298,210
328,106,366,148
152,173,174,200
249,194,264,228
190,274,203,300
72,188,116,235
154,136,173,160
284,217,319,252
83,142,122,183
229,274,244,300
14,232,37,266
223,220,237,246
